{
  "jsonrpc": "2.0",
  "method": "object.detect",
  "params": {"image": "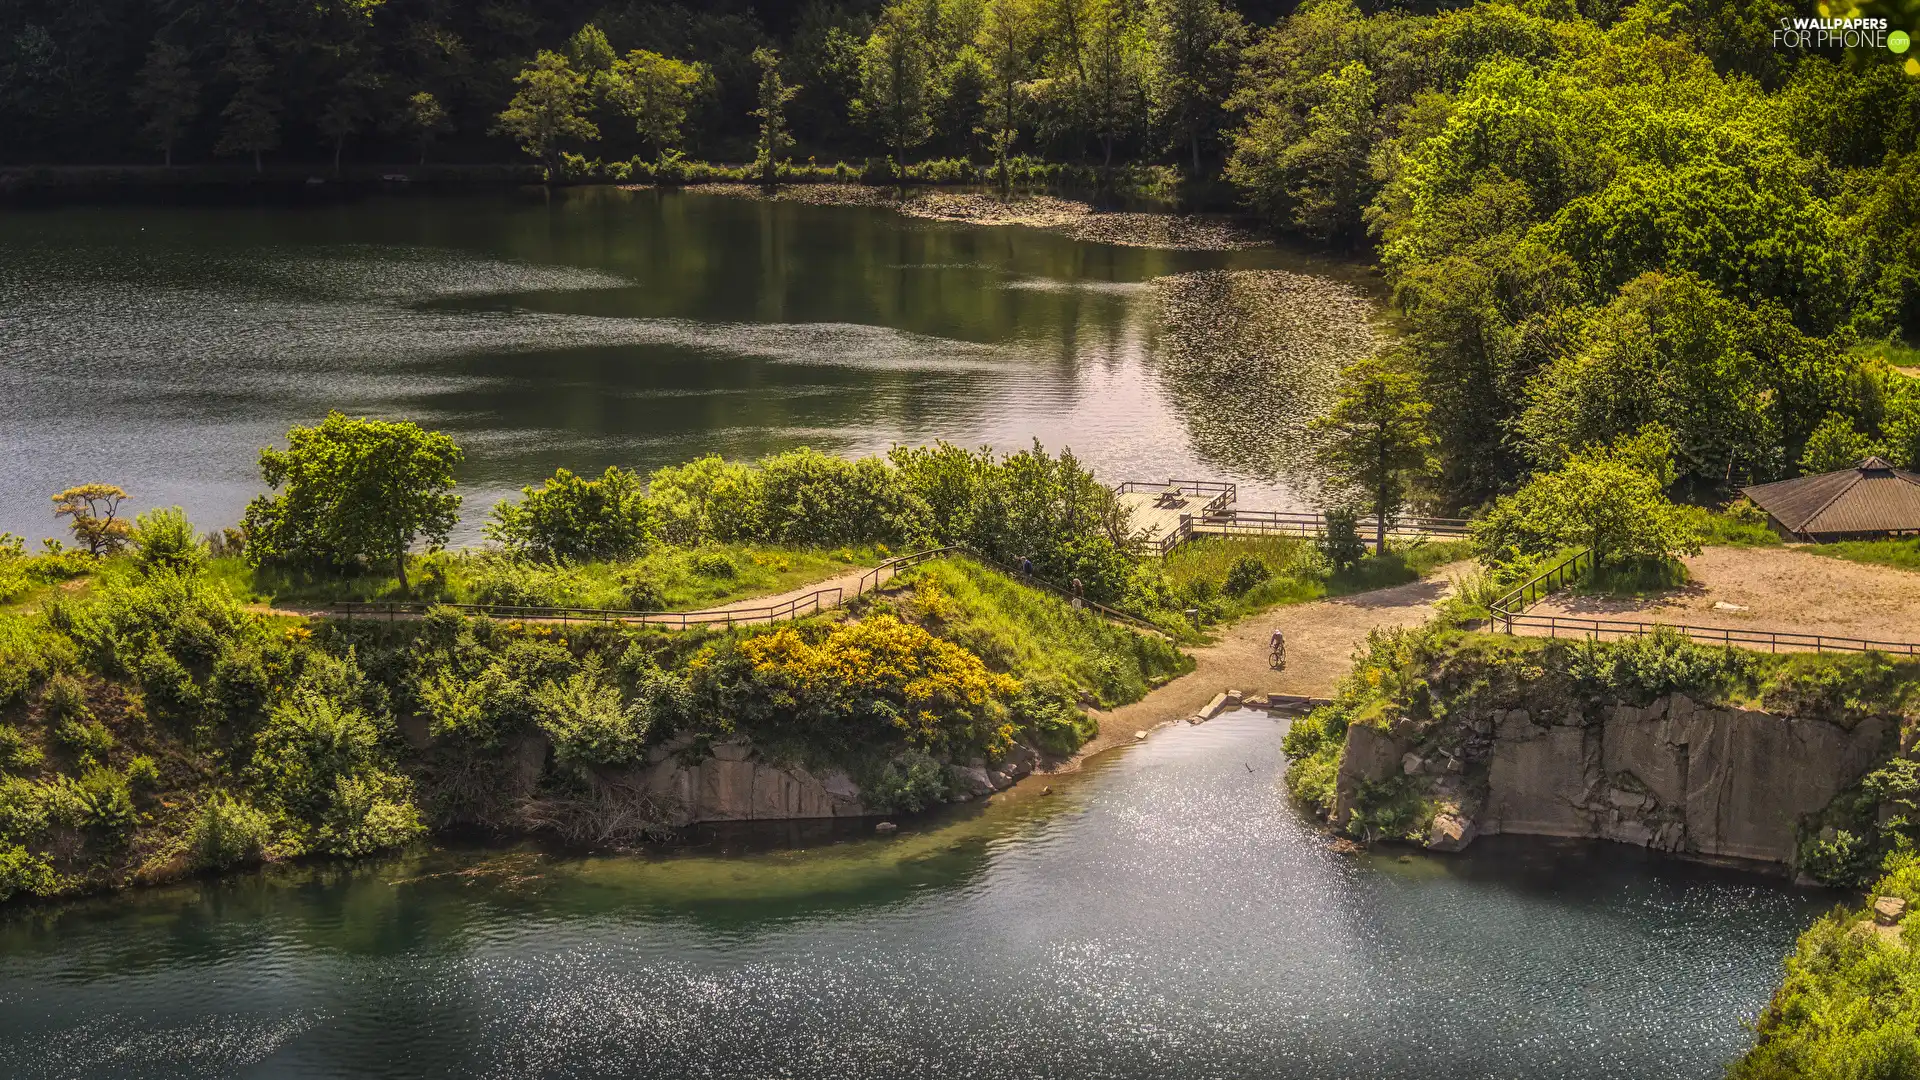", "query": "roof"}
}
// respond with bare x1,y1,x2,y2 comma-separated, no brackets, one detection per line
1743,457,1920,536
